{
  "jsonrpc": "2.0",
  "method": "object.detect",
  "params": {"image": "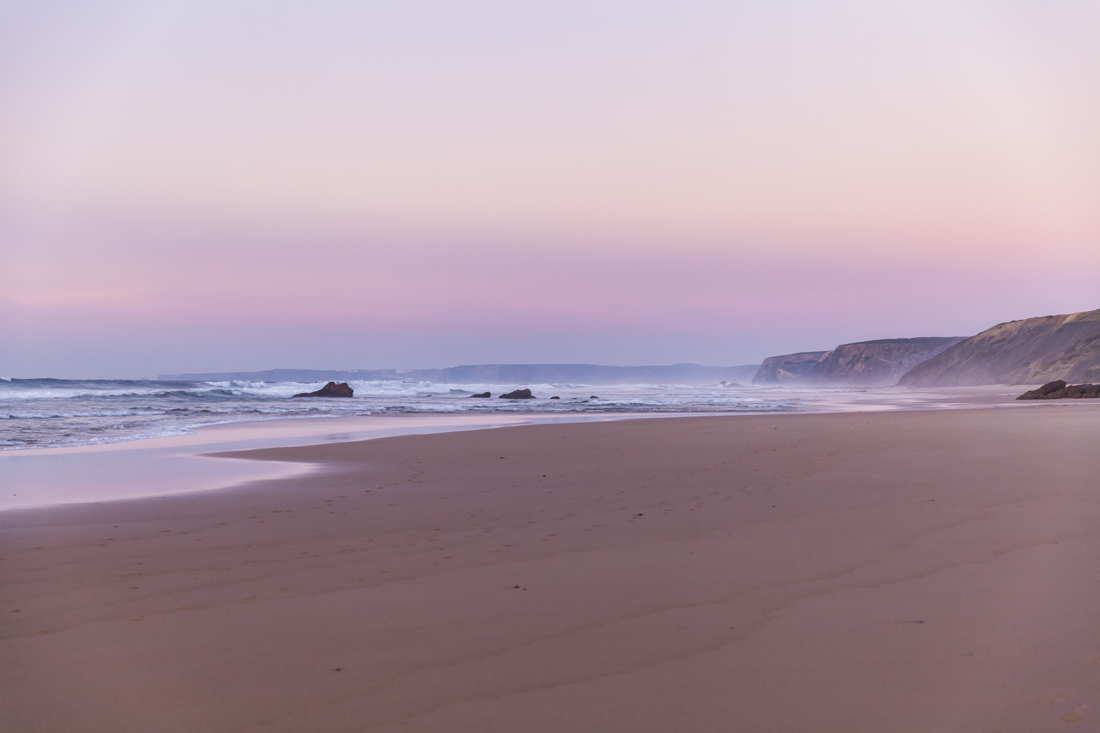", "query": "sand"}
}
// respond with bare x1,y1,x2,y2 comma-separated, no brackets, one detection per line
2,406,1099,732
